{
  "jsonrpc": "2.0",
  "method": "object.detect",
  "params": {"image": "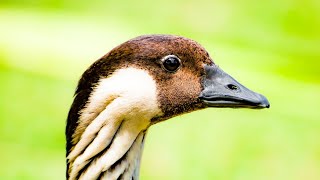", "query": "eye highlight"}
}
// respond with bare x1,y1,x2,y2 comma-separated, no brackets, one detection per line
161,55,181,72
